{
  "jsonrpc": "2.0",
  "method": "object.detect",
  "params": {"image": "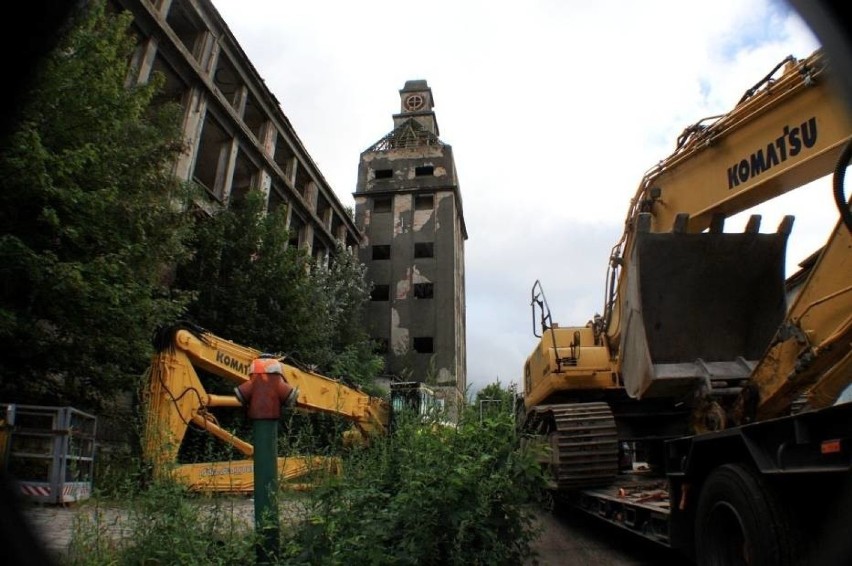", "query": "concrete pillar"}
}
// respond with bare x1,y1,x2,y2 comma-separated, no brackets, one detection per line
127,36,159,86
260,121,277,157
301,224,314,254
256,169,272,212
173,87,208,181
215,138,239,204
288,156,298,187
199,31,220,76
233,85,248,118
153,0,174,16
304,181,318,211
